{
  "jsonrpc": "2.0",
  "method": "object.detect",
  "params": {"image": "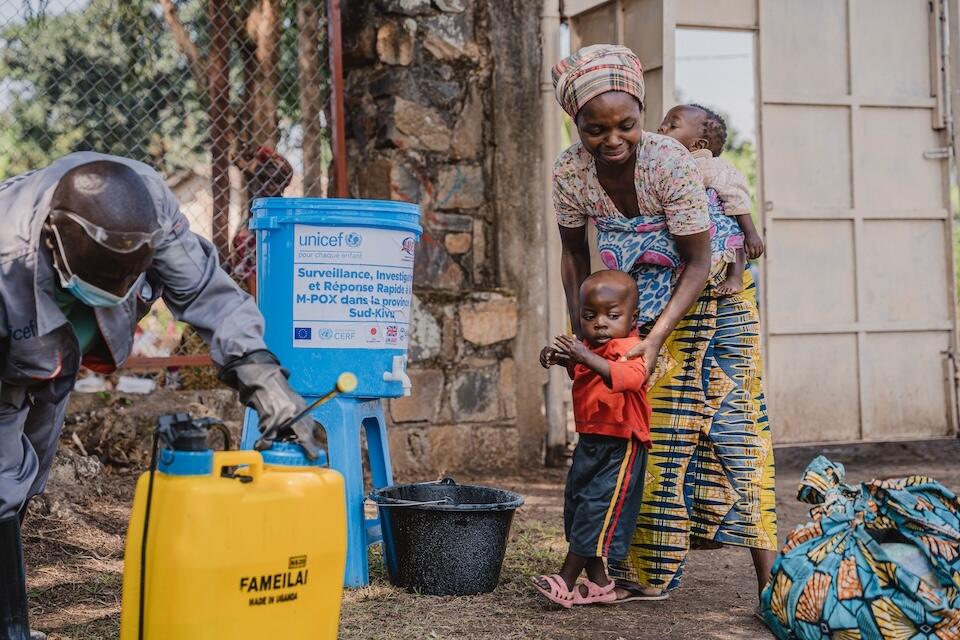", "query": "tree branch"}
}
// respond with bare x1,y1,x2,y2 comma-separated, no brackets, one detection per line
159,0,208,94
